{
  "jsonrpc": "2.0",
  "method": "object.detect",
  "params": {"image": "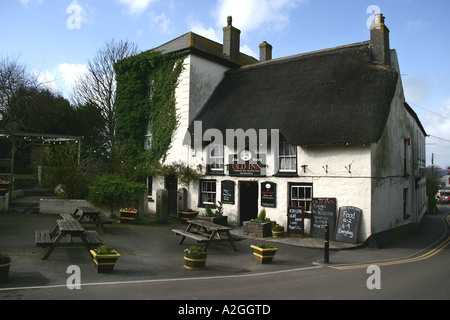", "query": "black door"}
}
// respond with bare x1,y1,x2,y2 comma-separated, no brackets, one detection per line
239,181,258,225
165,175,178,217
